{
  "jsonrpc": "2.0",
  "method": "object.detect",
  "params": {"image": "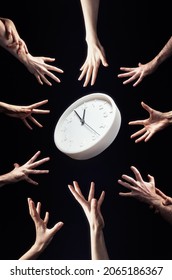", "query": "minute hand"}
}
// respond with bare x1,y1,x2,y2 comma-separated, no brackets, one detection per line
74,110,84,125
83,121,100,136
